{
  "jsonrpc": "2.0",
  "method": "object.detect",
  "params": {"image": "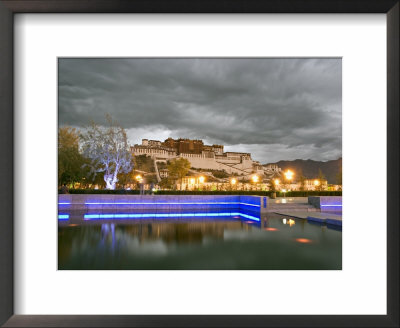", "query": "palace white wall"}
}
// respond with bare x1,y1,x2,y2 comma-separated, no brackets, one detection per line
132,146,263,176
